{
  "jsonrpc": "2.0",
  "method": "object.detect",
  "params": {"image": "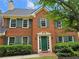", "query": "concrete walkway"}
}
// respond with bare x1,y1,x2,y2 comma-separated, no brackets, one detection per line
0,54,40,59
